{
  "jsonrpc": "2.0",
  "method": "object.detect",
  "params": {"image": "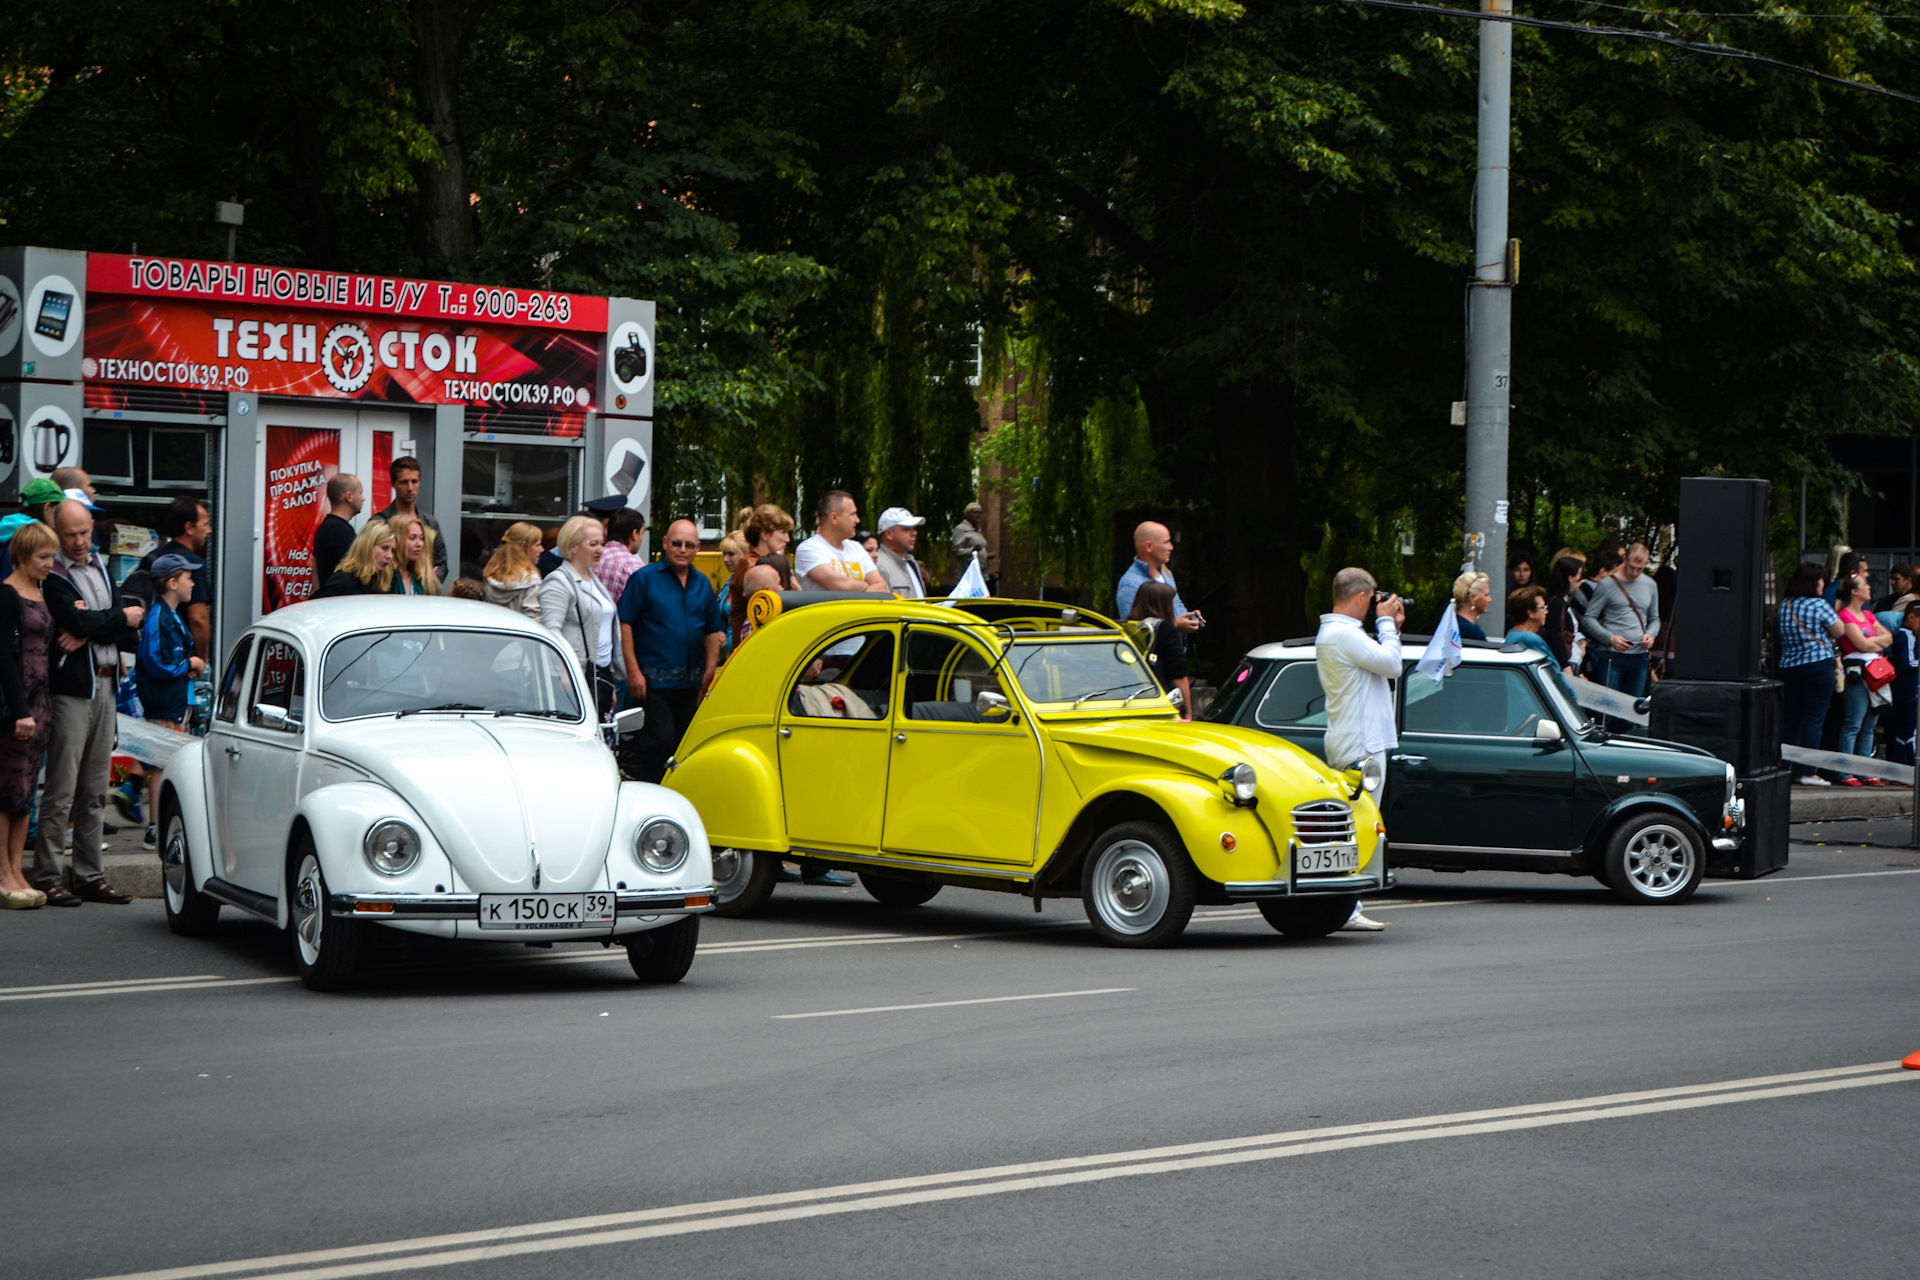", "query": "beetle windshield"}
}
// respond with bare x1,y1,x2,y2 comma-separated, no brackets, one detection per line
321,629,585,721
1006,638,1163,706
